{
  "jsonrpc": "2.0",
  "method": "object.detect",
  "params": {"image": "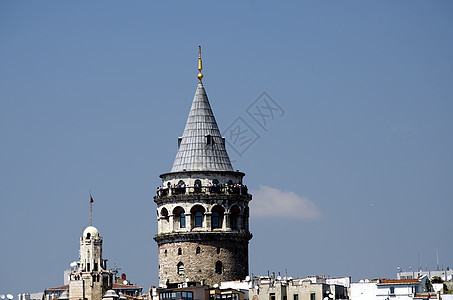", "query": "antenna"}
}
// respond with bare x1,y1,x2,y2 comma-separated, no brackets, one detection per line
436,249,439,271
418,253,421,271
112,263,122,280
